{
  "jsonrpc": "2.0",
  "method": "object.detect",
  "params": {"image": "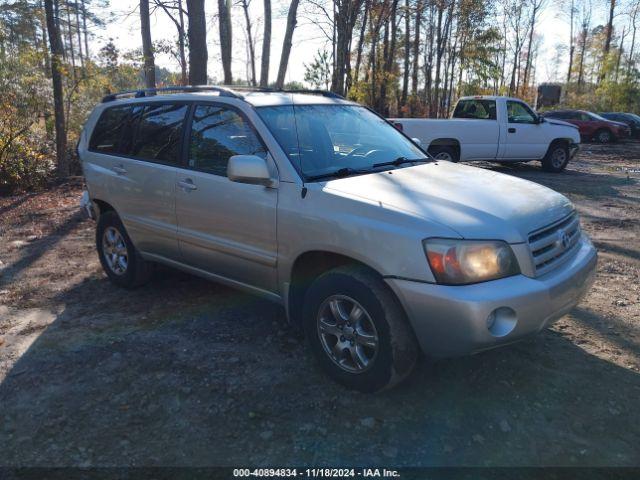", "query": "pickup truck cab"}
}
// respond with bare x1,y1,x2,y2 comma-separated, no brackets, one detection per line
390,96,581,172
80,87,596,392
